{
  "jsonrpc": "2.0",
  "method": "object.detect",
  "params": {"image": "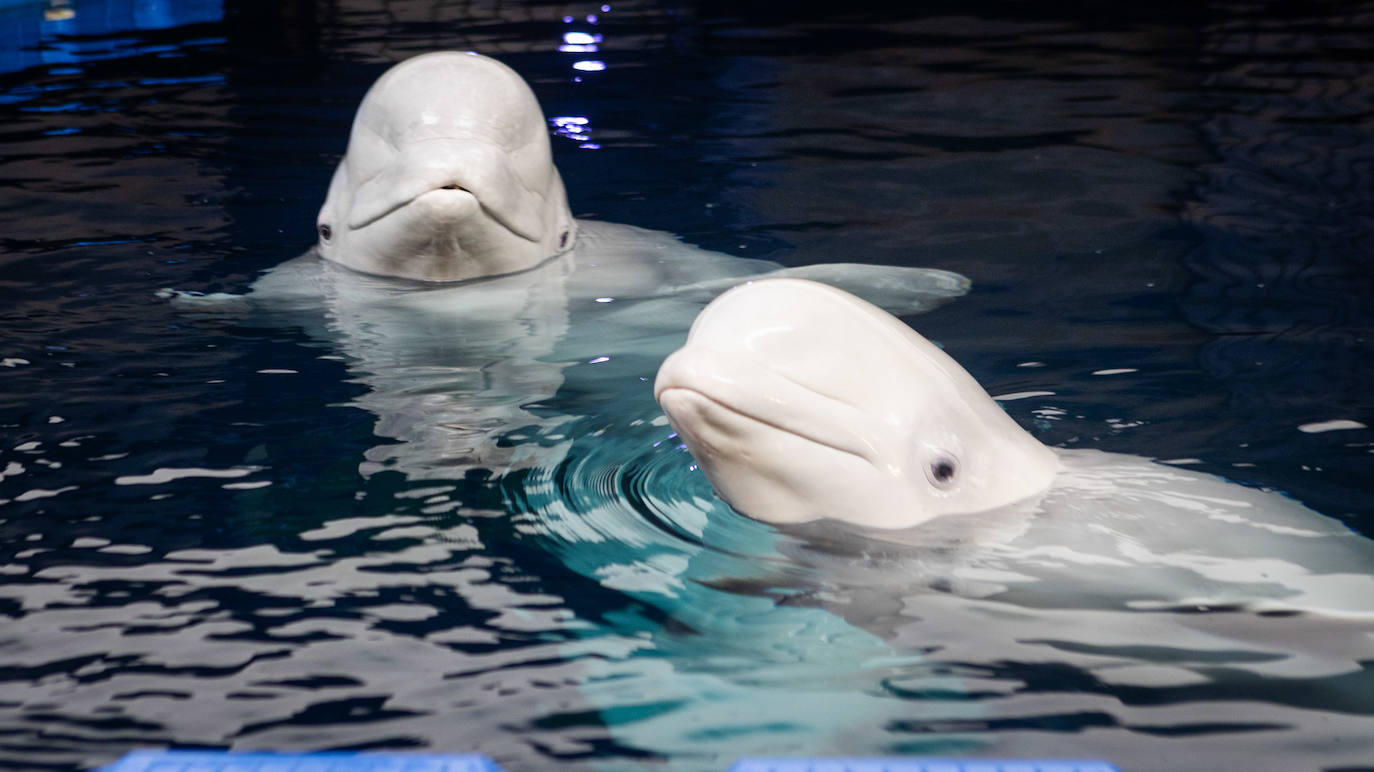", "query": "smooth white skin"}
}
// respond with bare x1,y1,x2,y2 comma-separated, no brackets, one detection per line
654,278,1060,529
315,52,576,282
